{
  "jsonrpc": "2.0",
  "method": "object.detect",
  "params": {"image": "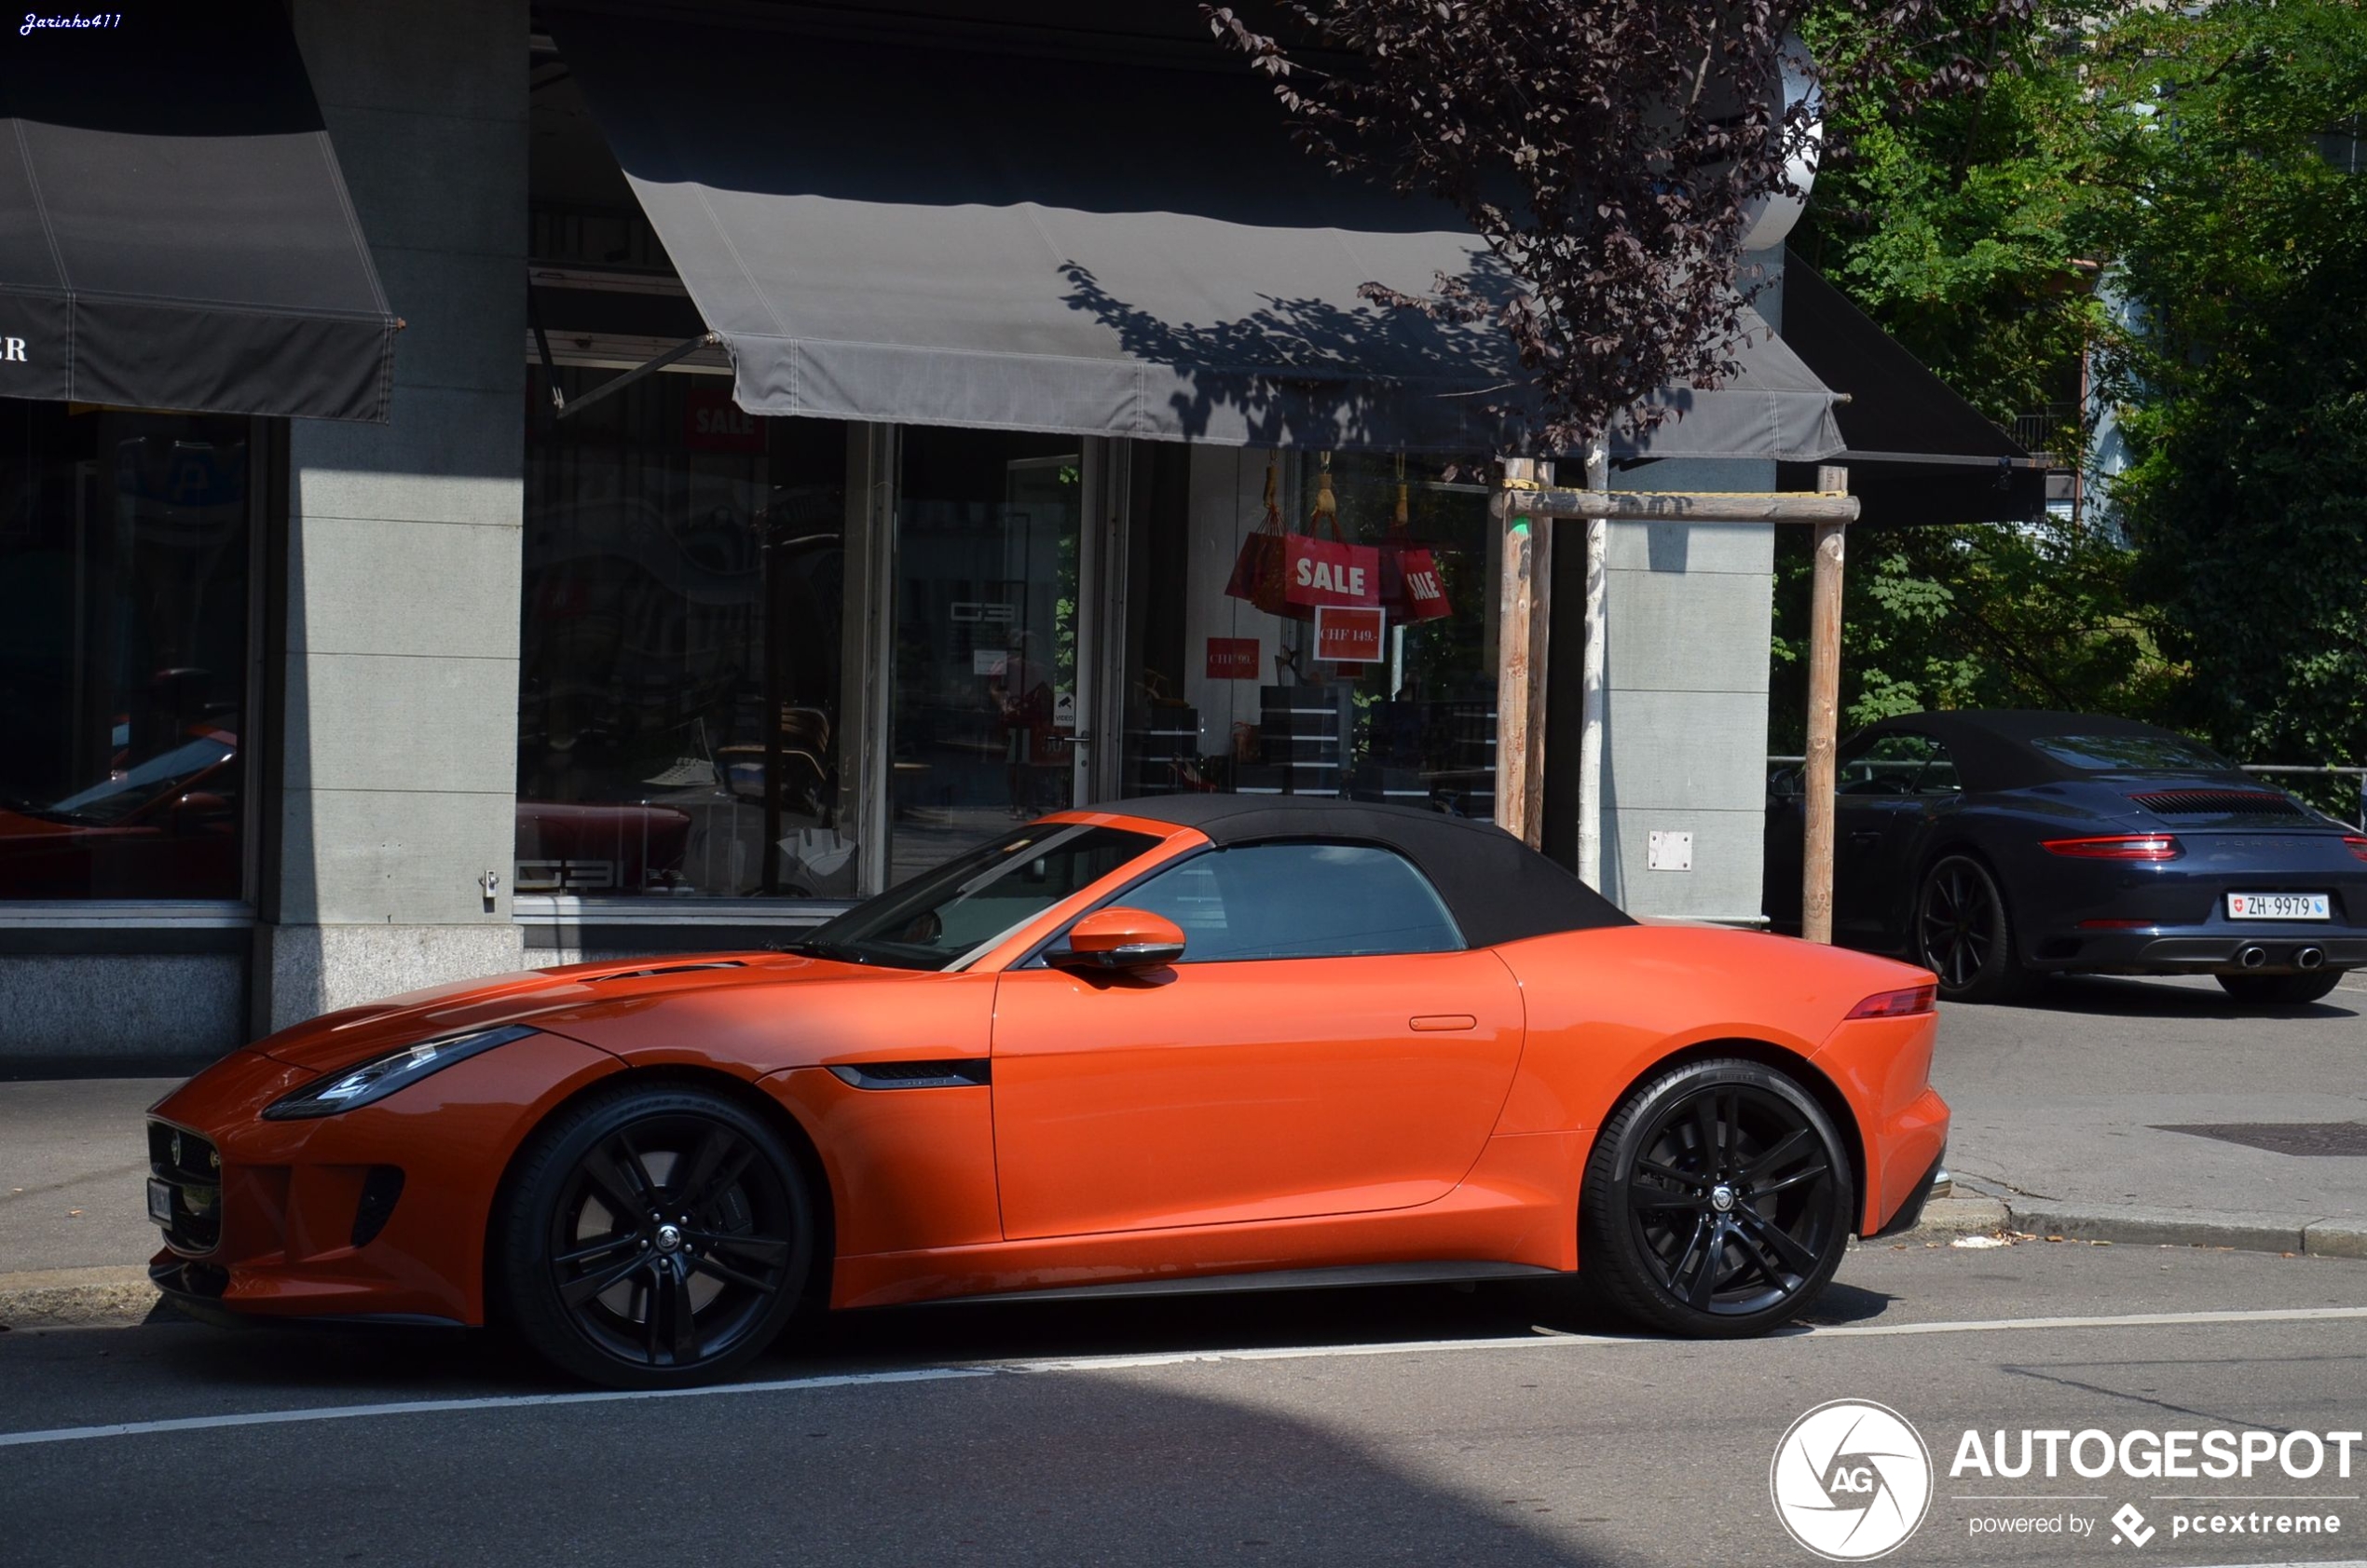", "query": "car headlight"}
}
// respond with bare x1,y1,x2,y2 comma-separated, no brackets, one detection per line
262,1026,538,1120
